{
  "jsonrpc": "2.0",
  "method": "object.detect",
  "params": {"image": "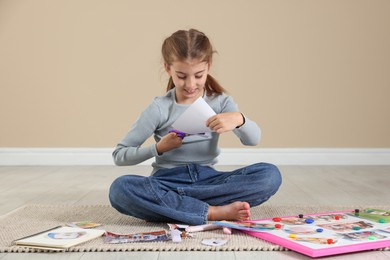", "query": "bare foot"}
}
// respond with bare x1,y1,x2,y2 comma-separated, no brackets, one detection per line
207,201,251,221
